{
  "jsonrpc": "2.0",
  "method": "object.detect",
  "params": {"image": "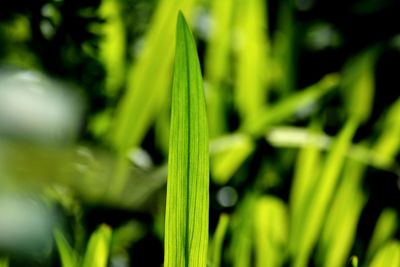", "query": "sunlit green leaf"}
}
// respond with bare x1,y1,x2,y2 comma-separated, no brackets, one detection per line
373,98,400,167
289,122,323,234
109,0,197,152
254,196,288,267
230,193,256,267
233,0,271,126
210,214,230,267
290,119,358,267
341,48,379,123
205,0,234,137
82,225,112,267
97,0,126,97
350,256,359,267
107,0,198,196
366,209,398,260
369,240,400,267
164,12,209,267
317,160,366,267
210,133,255,185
